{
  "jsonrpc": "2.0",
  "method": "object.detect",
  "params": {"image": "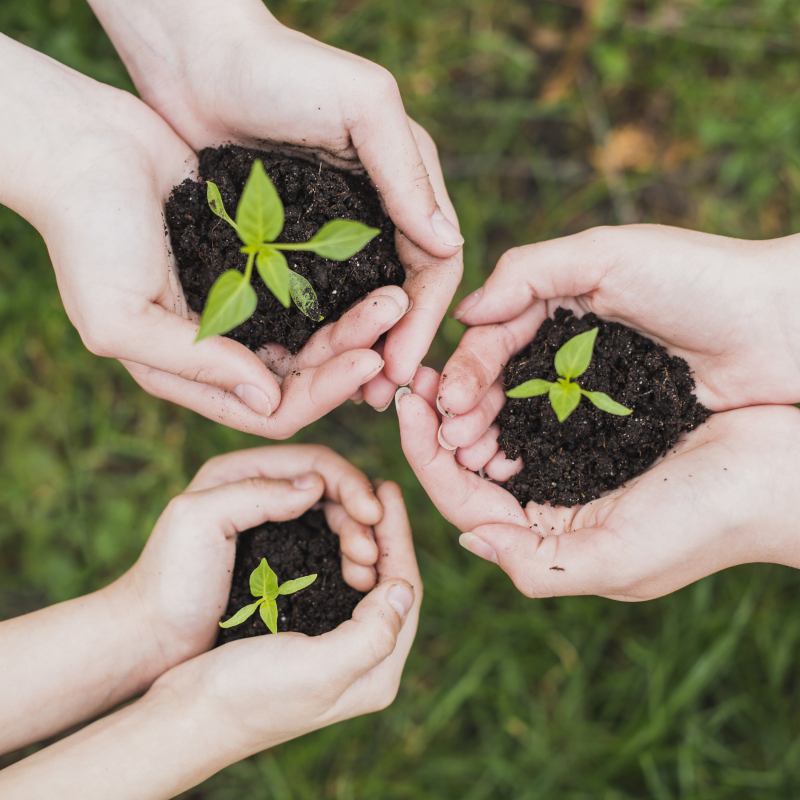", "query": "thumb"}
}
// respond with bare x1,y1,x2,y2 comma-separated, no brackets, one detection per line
314,579,415,690
452,229,614,326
